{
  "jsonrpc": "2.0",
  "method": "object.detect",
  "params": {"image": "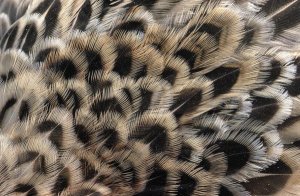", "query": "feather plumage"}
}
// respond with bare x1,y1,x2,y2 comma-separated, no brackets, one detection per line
0,0,300,195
